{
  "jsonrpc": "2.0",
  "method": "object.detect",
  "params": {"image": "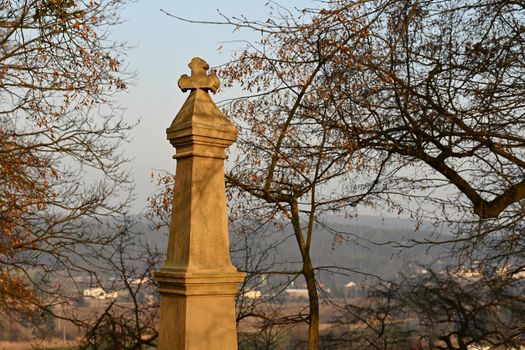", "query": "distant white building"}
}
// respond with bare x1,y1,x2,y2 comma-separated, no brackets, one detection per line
345,281,358,298
497,265,525,279
453,267,481,279
243,290,262,299
345,281,356,288
83,287,118,300
285,288,309,299
129,277,150,286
